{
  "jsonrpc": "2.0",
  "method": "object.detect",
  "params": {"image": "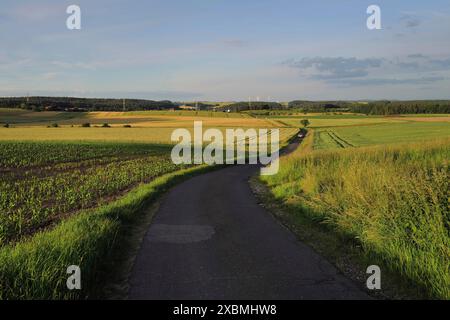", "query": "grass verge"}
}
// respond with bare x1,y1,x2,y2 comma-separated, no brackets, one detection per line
257,132,449,299
251,177,428,299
